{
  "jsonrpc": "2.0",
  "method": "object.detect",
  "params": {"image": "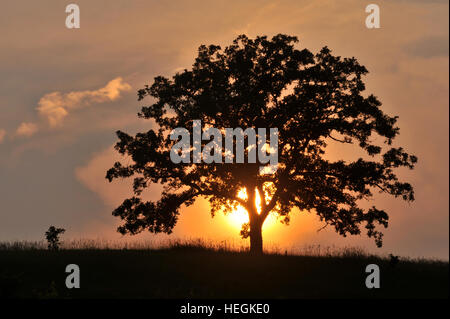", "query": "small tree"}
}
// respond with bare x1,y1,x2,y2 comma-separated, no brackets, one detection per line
45,226,65,251
106,34,417,255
